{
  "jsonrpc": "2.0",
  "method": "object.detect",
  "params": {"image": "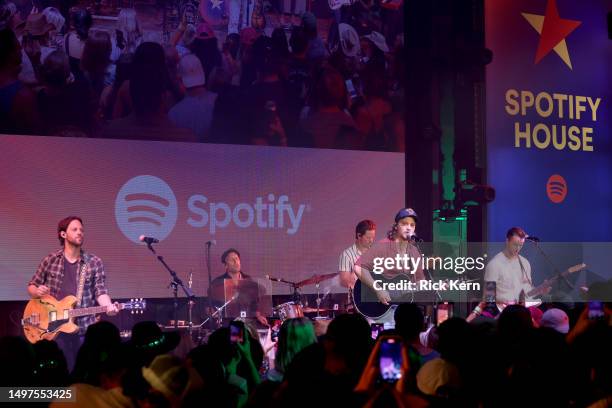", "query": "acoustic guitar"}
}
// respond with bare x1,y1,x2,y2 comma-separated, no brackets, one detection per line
352,273,439,320
22,295,146,344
